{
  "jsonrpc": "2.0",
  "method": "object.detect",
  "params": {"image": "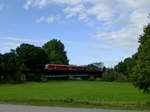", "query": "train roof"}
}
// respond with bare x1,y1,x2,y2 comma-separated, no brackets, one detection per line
45,64,85,67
